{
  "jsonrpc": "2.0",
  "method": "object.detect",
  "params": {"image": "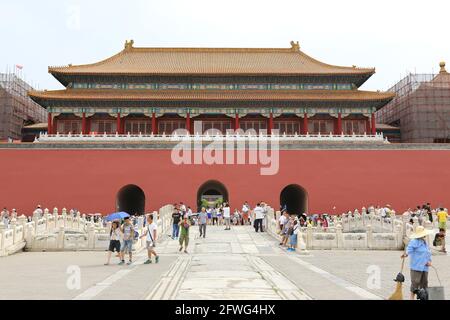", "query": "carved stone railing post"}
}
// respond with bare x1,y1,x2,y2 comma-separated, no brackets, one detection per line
10,218,17,243
0,222,6,253
336,224,343,248
366,224,373,249
87,223,95,249
57,226,65,250
306,224,313,249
